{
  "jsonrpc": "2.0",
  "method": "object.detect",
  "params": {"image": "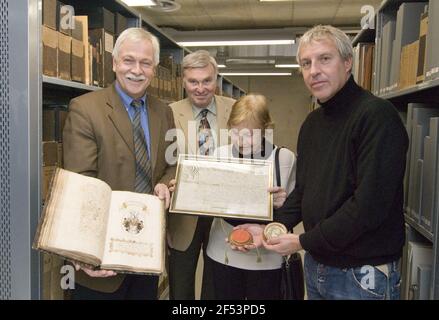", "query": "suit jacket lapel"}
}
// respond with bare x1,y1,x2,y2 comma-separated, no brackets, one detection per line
215,96,231,146
176,99,197,154
106,85,135,156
